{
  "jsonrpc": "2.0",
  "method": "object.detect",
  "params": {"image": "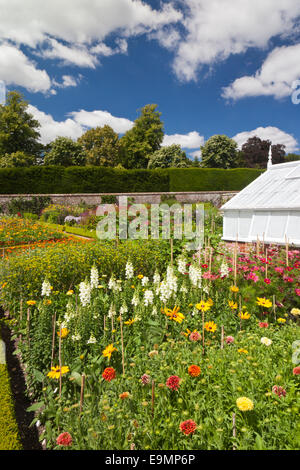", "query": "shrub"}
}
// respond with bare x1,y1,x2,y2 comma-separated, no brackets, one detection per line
7,196,51,216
